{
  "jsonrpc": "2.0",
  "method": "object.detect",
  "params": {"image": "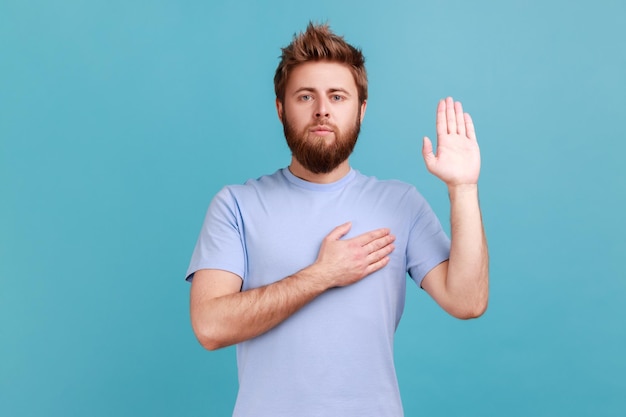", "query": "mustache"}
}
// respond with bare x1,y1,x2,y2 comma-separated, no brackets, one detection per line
309,121,338,130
